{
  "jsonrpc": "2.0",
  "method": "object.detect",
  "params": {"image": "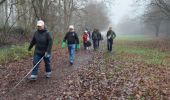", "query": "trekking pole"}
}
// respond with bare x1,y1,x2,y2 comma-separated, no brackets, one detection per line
8,56,44,93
